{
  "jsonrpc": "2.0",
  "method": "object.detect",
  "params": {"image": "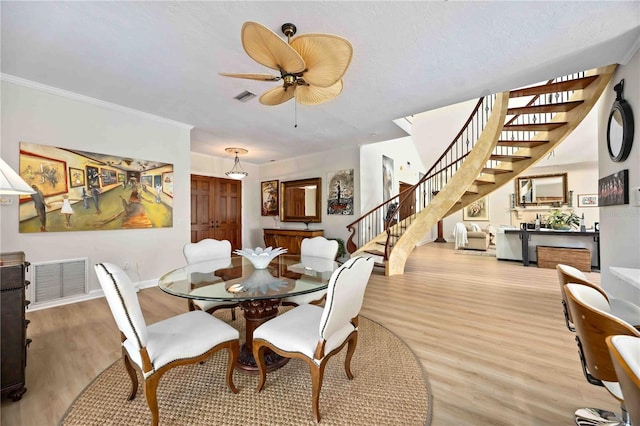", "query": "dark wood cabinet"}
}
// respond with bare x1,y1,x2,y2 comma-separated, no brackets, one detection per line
1,251,31,401
263,229,324,255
